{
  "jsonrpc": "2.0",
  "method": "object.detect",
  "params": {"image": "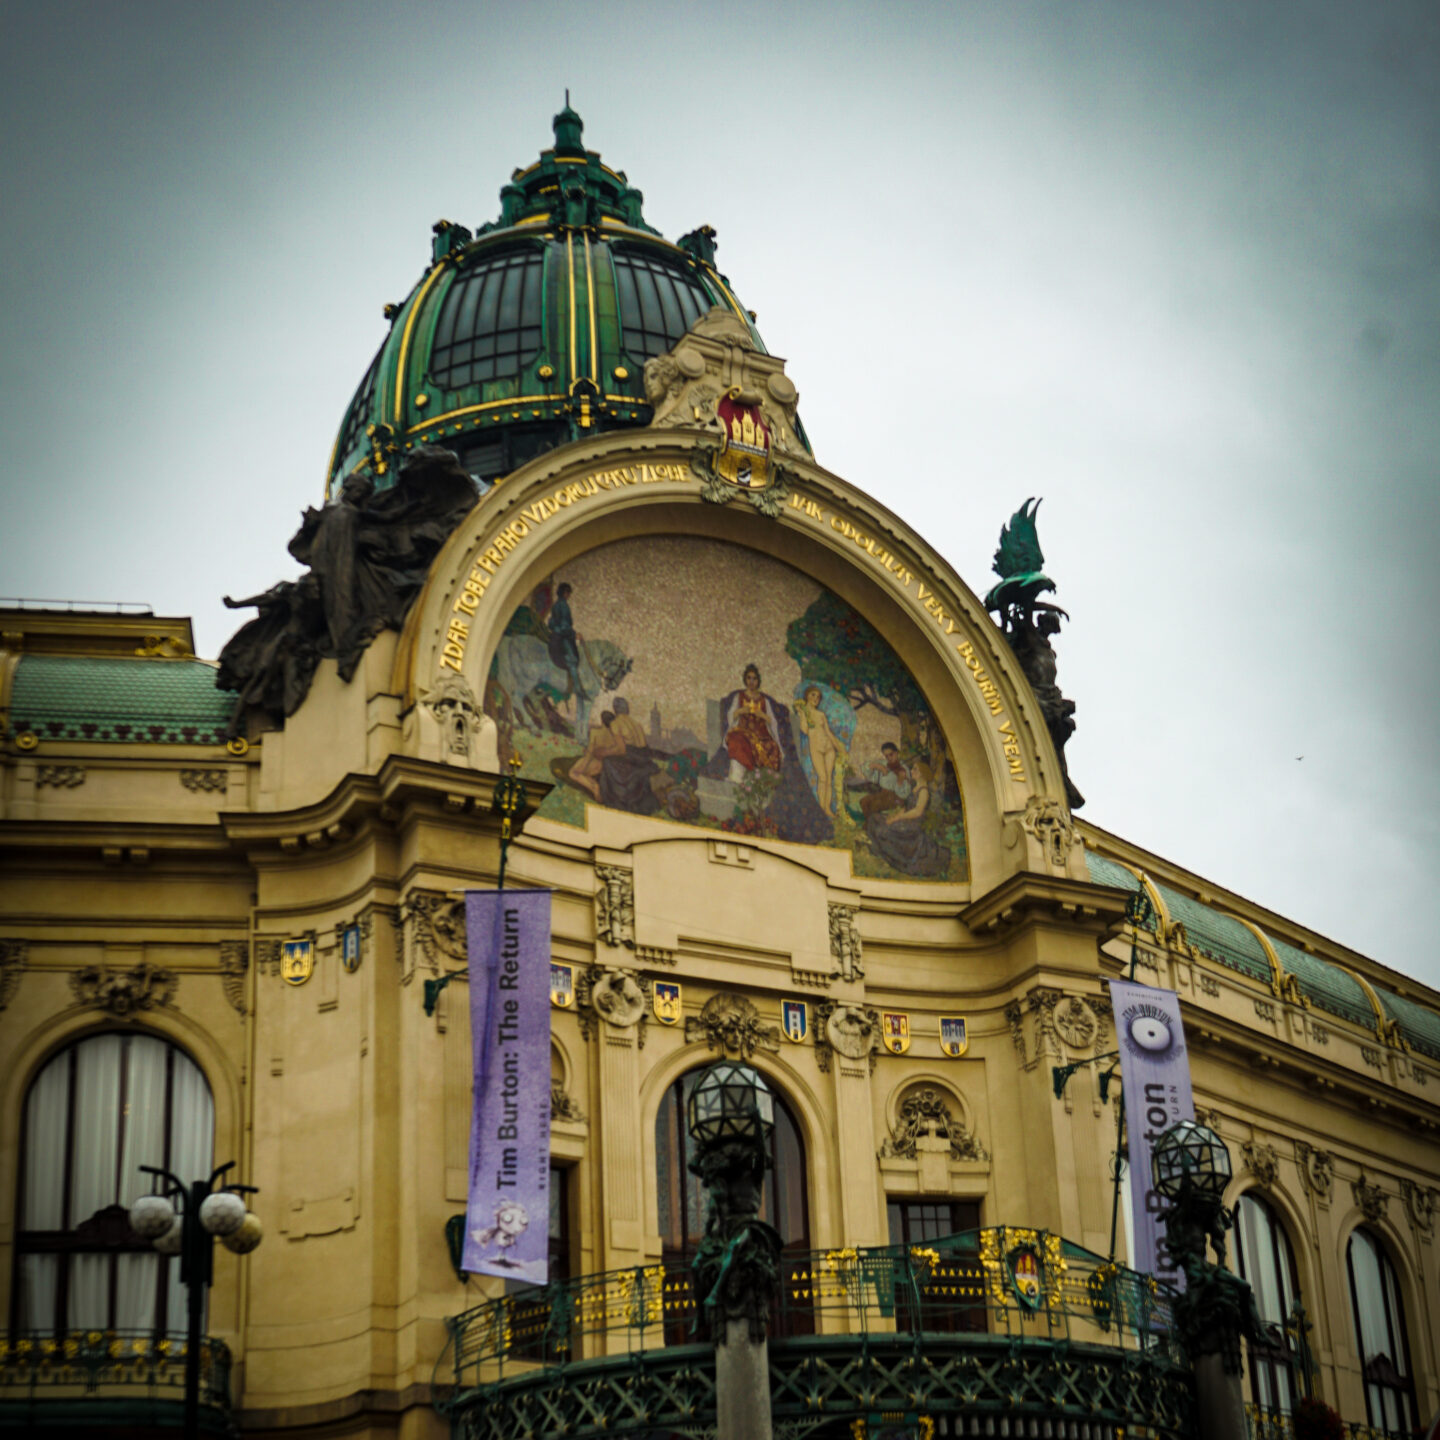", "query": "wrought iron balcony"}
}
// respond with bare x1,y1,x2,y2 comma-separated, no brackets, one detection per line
0,1330,231,1433
1246,1405,1420,1440
440,1227,1195,1439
